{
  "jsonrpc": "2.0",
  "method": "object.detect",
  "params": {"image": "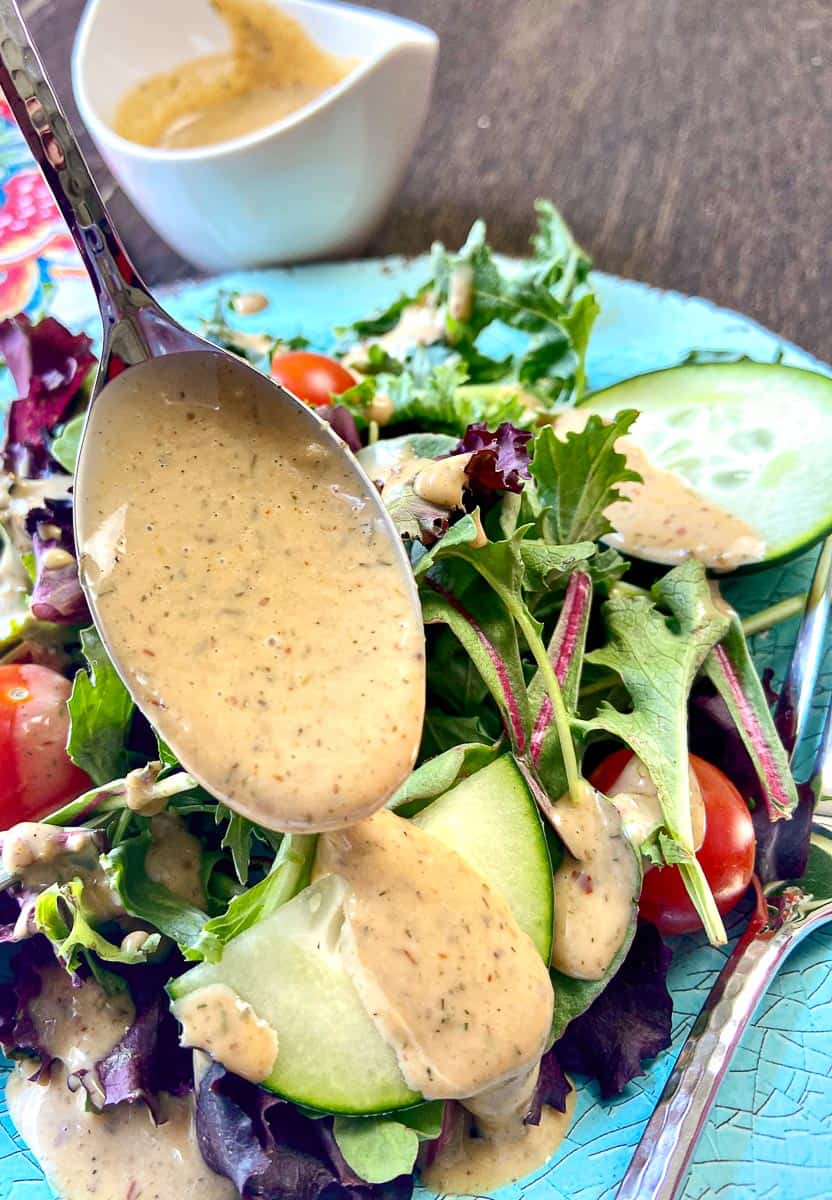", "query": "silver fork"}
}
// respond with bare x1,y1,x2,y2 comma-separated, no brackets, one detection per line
615,538,832,1200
